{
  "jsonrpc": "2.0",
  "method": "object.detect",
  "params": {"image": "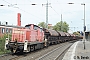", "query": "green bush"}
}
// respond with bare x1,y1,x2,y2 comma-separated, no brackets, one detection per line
0,34,11,55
